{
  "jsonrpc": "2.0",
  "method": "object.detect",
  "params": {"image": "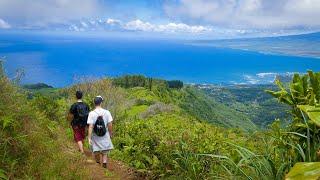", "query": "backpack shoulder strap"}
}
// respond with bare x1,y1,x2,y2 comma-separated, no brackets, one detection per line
93,110,104,118
93,110,99,116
